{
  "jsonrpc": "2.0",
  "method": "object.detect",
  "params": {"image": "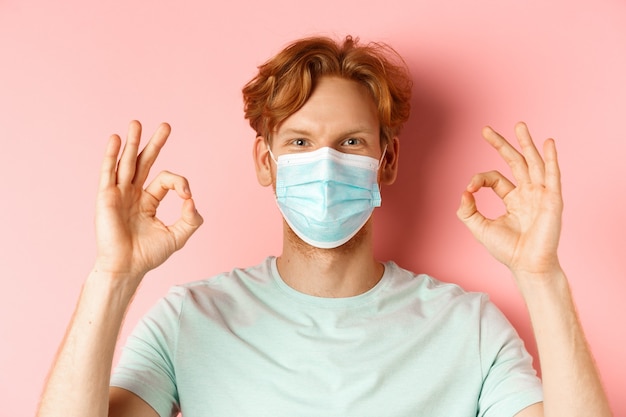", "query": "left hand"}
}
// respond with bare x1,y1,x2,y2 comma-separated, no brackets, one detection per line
457,122,564,278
